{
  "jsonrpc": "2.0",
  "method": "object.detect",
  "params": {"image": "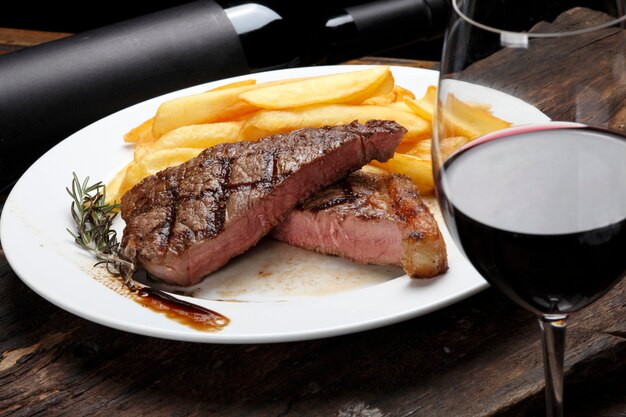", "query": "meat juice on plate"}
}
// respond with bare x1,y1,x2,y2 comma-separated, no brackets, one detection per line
437,125,626,315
